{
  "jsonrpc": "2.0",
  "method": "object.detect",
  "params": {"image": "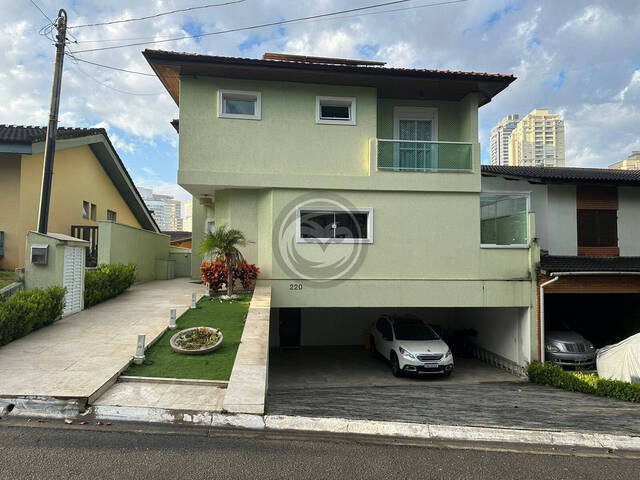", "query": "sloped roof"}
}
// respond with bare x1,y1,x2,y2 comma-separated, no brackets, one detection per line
482,165,640,185
0,125,106,144
143,49,516,107
541,255,640,273
0,125,159,233
163,230,191,242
